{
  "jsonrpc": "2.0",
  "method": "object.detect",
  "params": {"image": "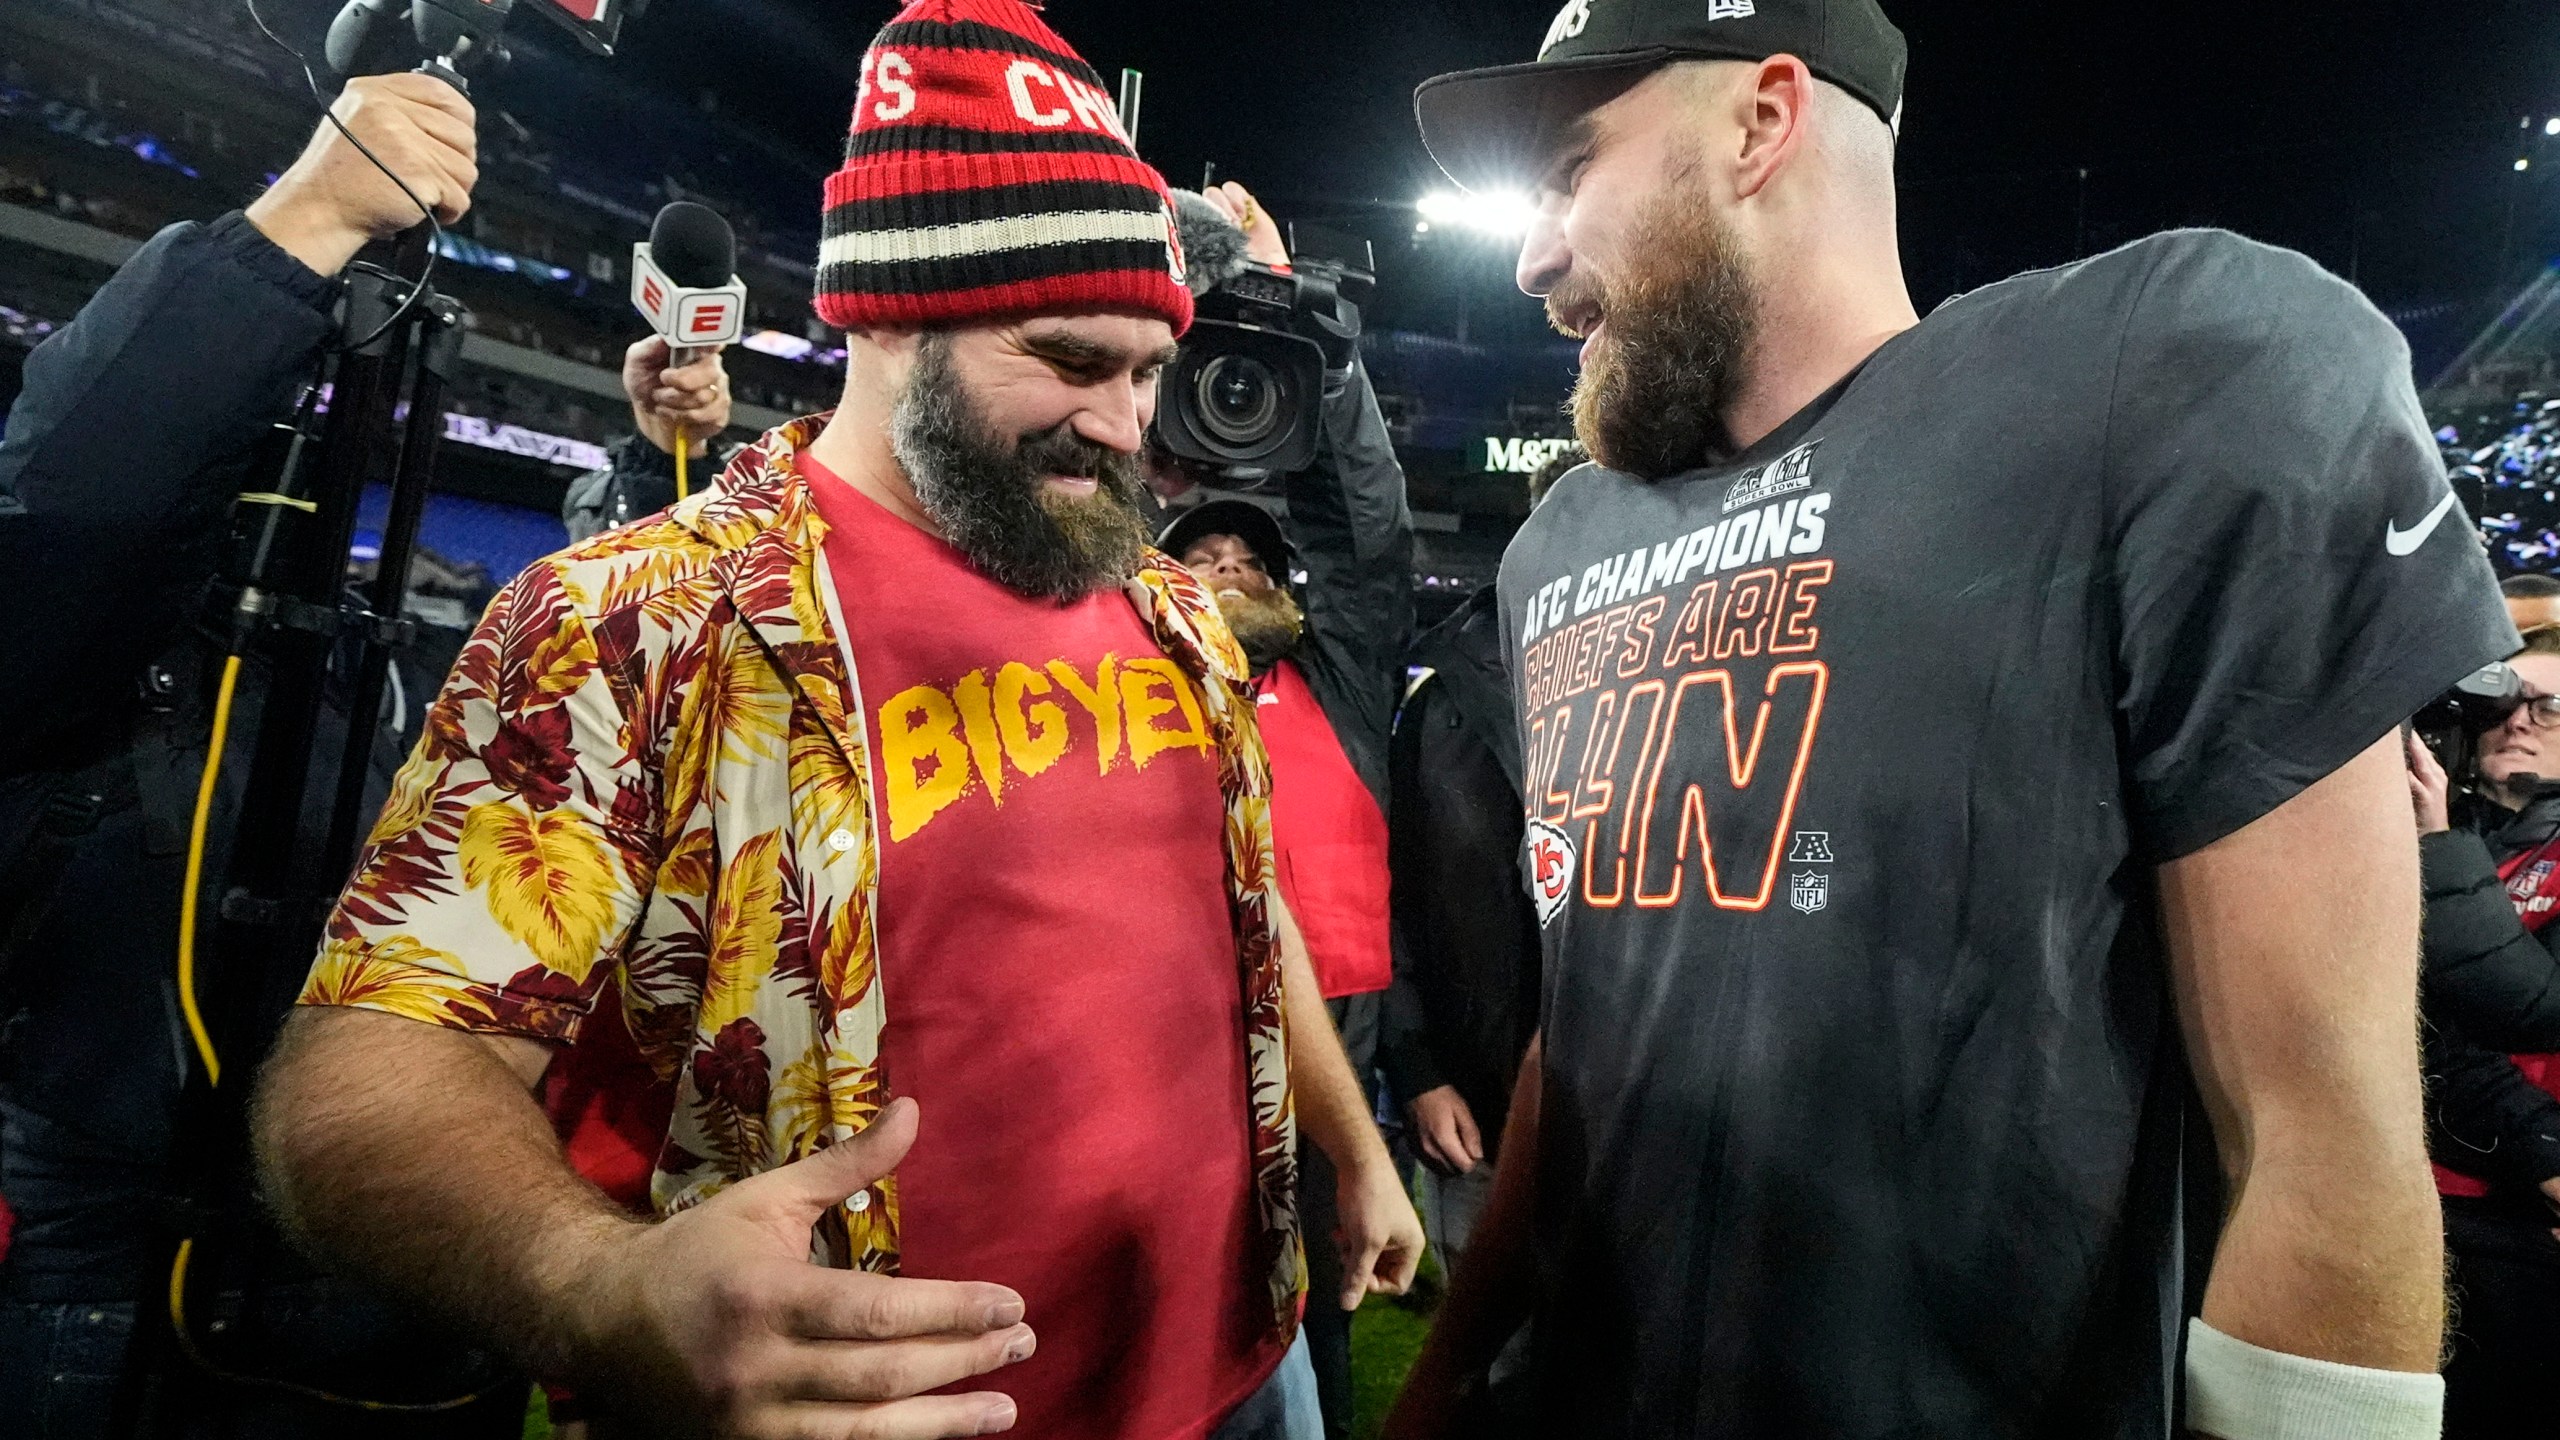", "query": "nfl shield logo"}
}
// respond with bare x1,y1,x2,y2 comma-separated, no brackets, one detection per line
1789,871,1828,914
